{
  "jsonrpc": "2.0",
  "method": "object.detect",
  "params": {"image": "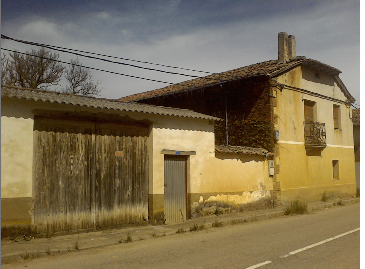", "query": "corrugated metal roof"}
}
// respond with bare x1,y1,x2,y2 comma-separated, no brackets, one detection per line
215,145,273,157
352,108,360,126
1,86,221,121
120,57,353,102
